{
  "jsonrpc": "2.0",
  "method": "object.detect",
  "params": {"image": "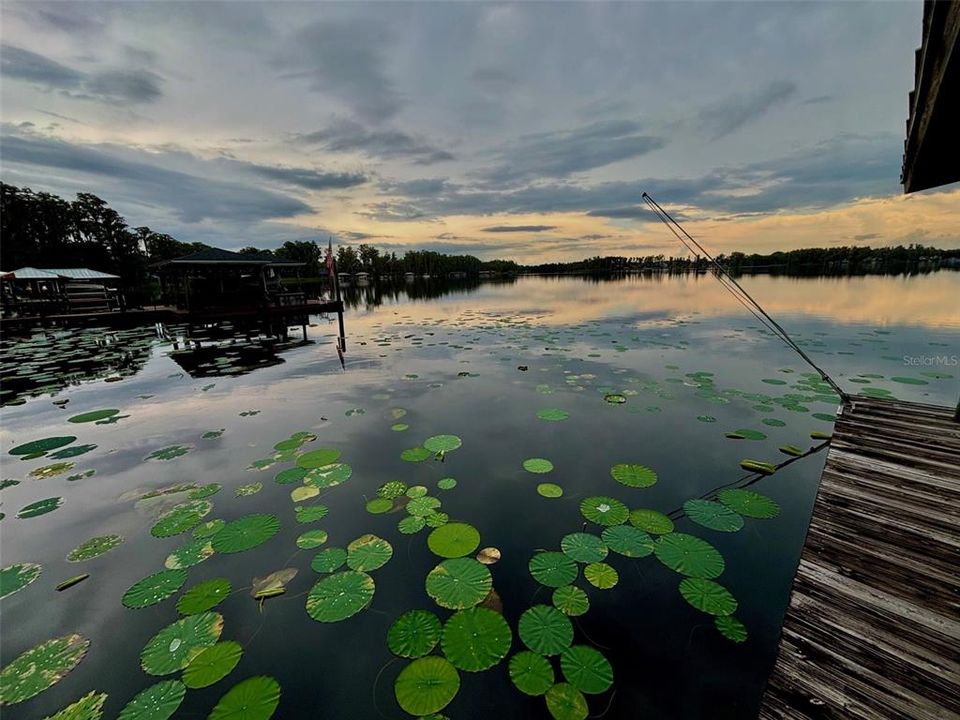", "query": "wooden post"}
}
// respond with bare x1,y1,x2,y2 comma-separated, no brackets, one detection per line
333,255,345,352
